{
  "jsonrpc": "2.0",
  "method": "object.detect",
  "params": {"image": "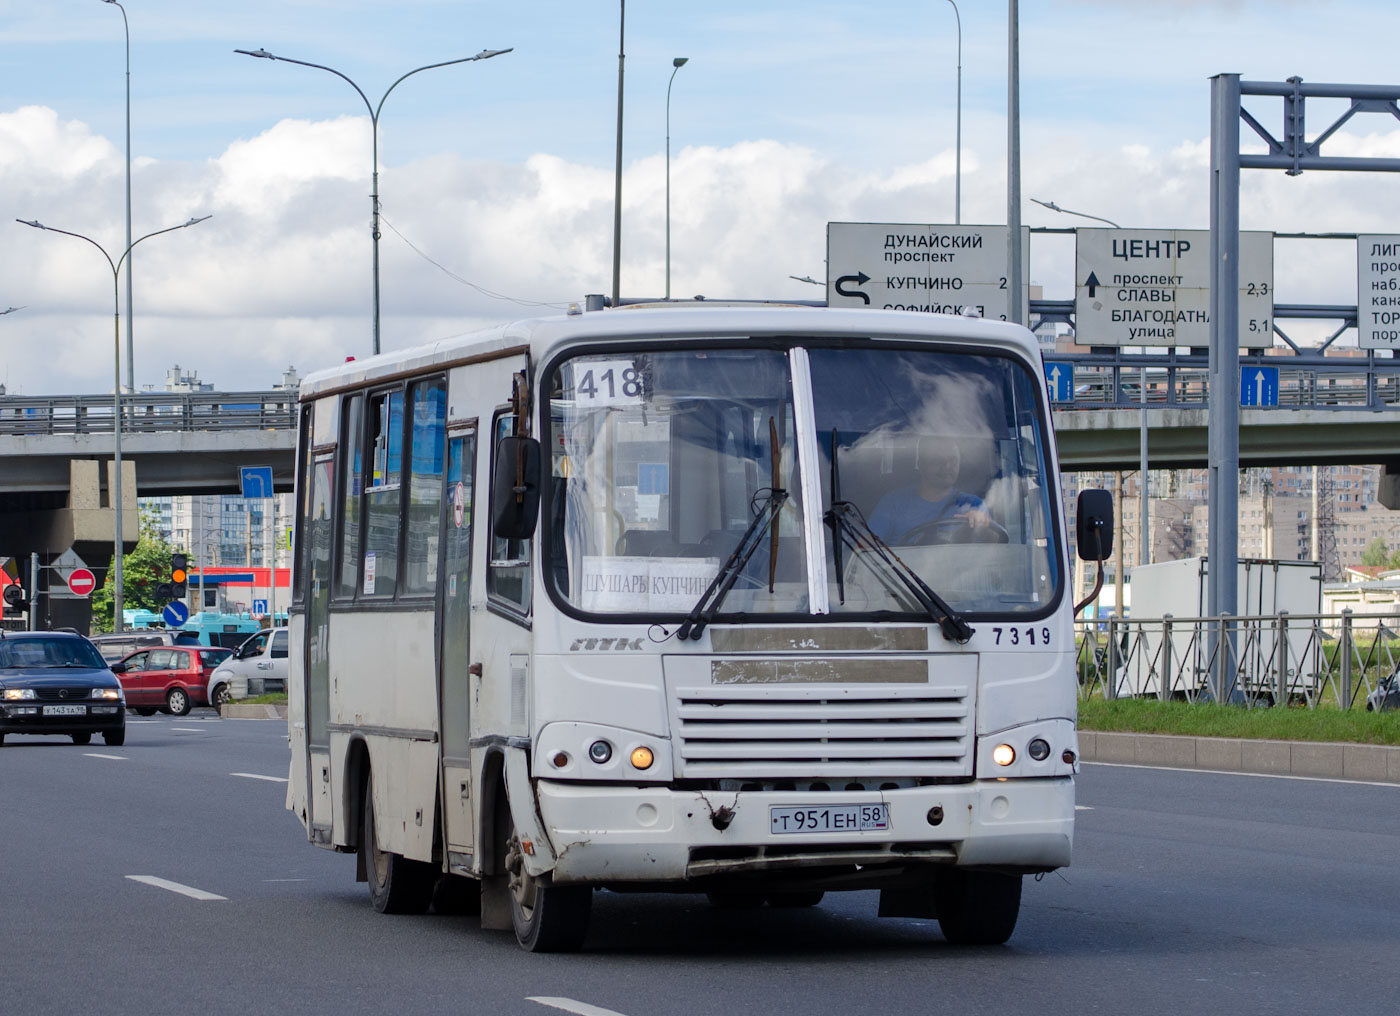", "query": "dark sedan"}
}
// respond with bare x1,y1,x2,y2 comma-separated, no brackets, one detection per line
0,631,126,746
